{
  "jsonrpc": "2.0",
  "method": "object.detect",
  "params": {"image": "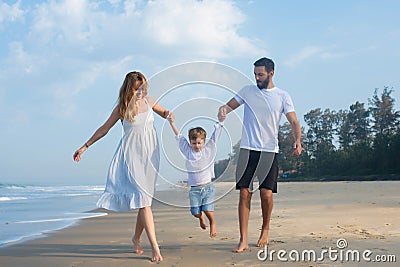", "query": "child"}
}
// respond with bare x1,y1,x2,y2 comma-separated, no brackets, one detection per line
168,116,223,237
